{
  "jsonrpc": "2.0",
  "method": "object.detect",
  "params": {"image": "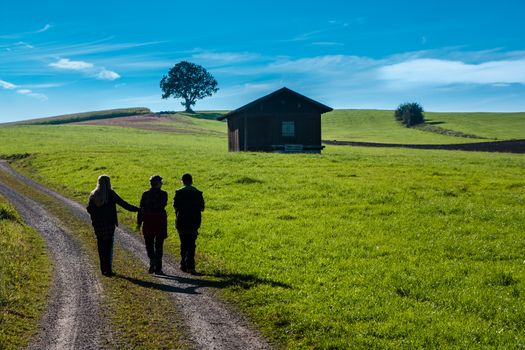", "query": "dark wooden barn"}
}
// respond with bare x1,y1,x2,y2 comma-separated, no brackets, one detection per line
218,87,332,153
